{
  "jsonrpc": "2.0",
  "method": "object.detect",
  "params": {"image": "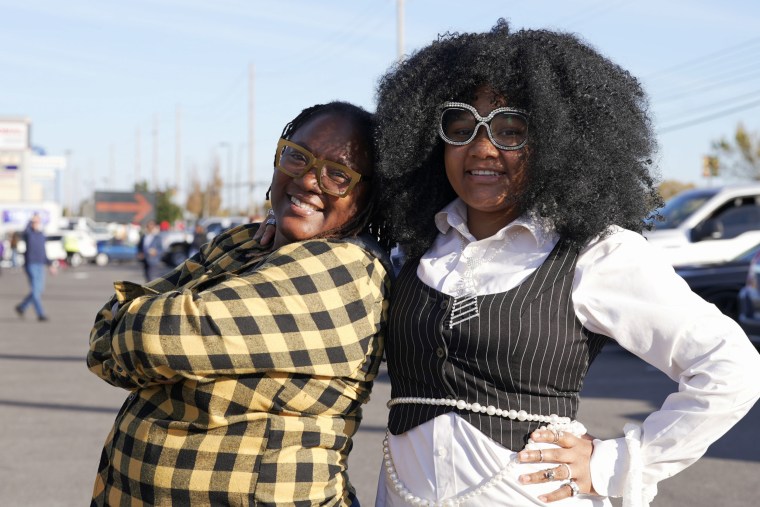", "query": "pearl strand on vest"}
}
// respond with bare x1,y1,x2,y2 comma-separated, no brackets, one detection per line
387,397,584,430
383,430,518,506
